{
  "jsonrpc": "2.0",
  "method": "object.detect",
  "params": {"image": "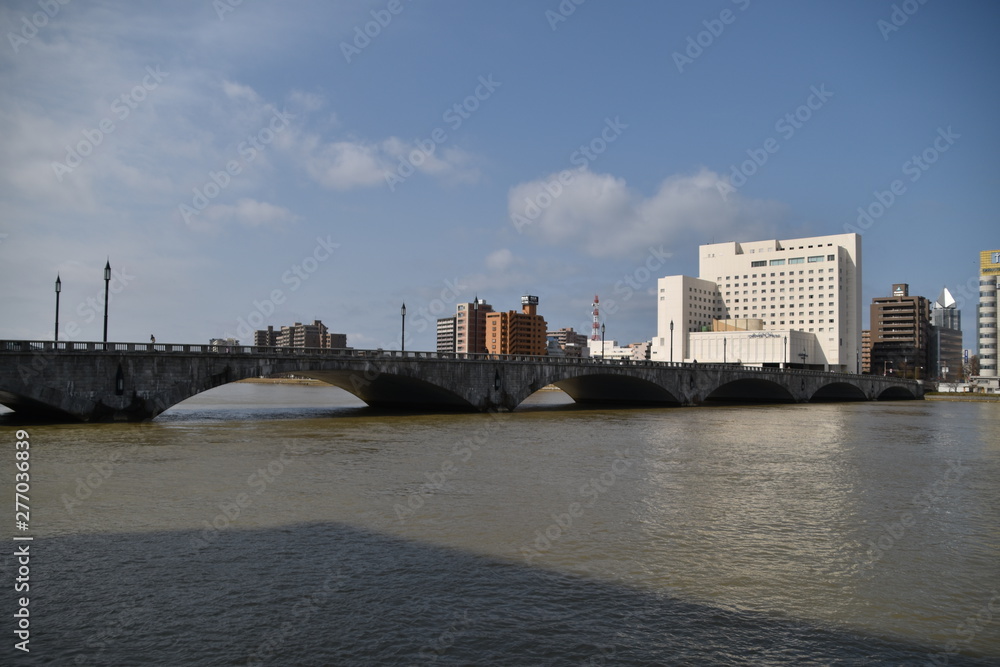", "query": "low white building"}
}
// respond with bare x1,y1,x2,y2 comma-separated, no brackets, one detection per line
687,329,819,366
